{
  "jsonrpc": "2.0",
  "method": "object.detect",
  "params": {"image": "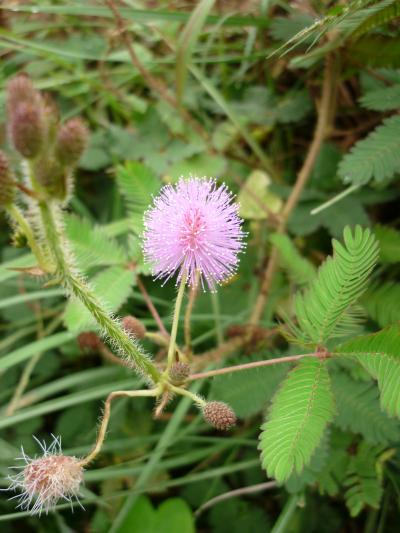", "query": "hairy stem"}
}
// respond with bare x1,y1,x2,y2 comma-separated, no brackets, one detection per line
80,388,160,466
166,274,187,372
38,201,161,383
7,204,49,270
189,350,330,381
250,53,336,325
